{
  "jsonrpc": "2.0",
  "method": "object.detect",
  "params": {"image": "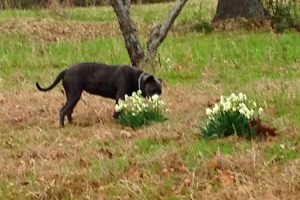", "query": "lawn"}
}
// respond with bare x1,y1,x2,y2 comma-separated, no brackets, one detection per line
0,0,299,199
